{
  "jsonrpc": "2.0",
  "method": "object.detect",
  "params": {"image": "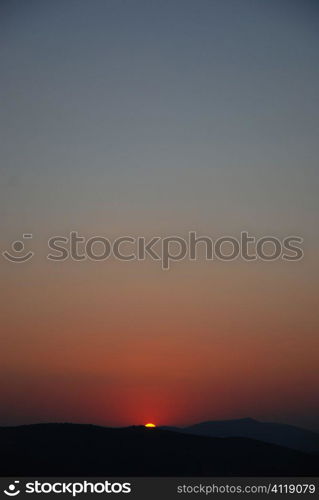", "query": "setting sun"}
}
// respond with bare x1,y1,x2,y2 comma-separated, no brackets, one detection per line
145,423,156,428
